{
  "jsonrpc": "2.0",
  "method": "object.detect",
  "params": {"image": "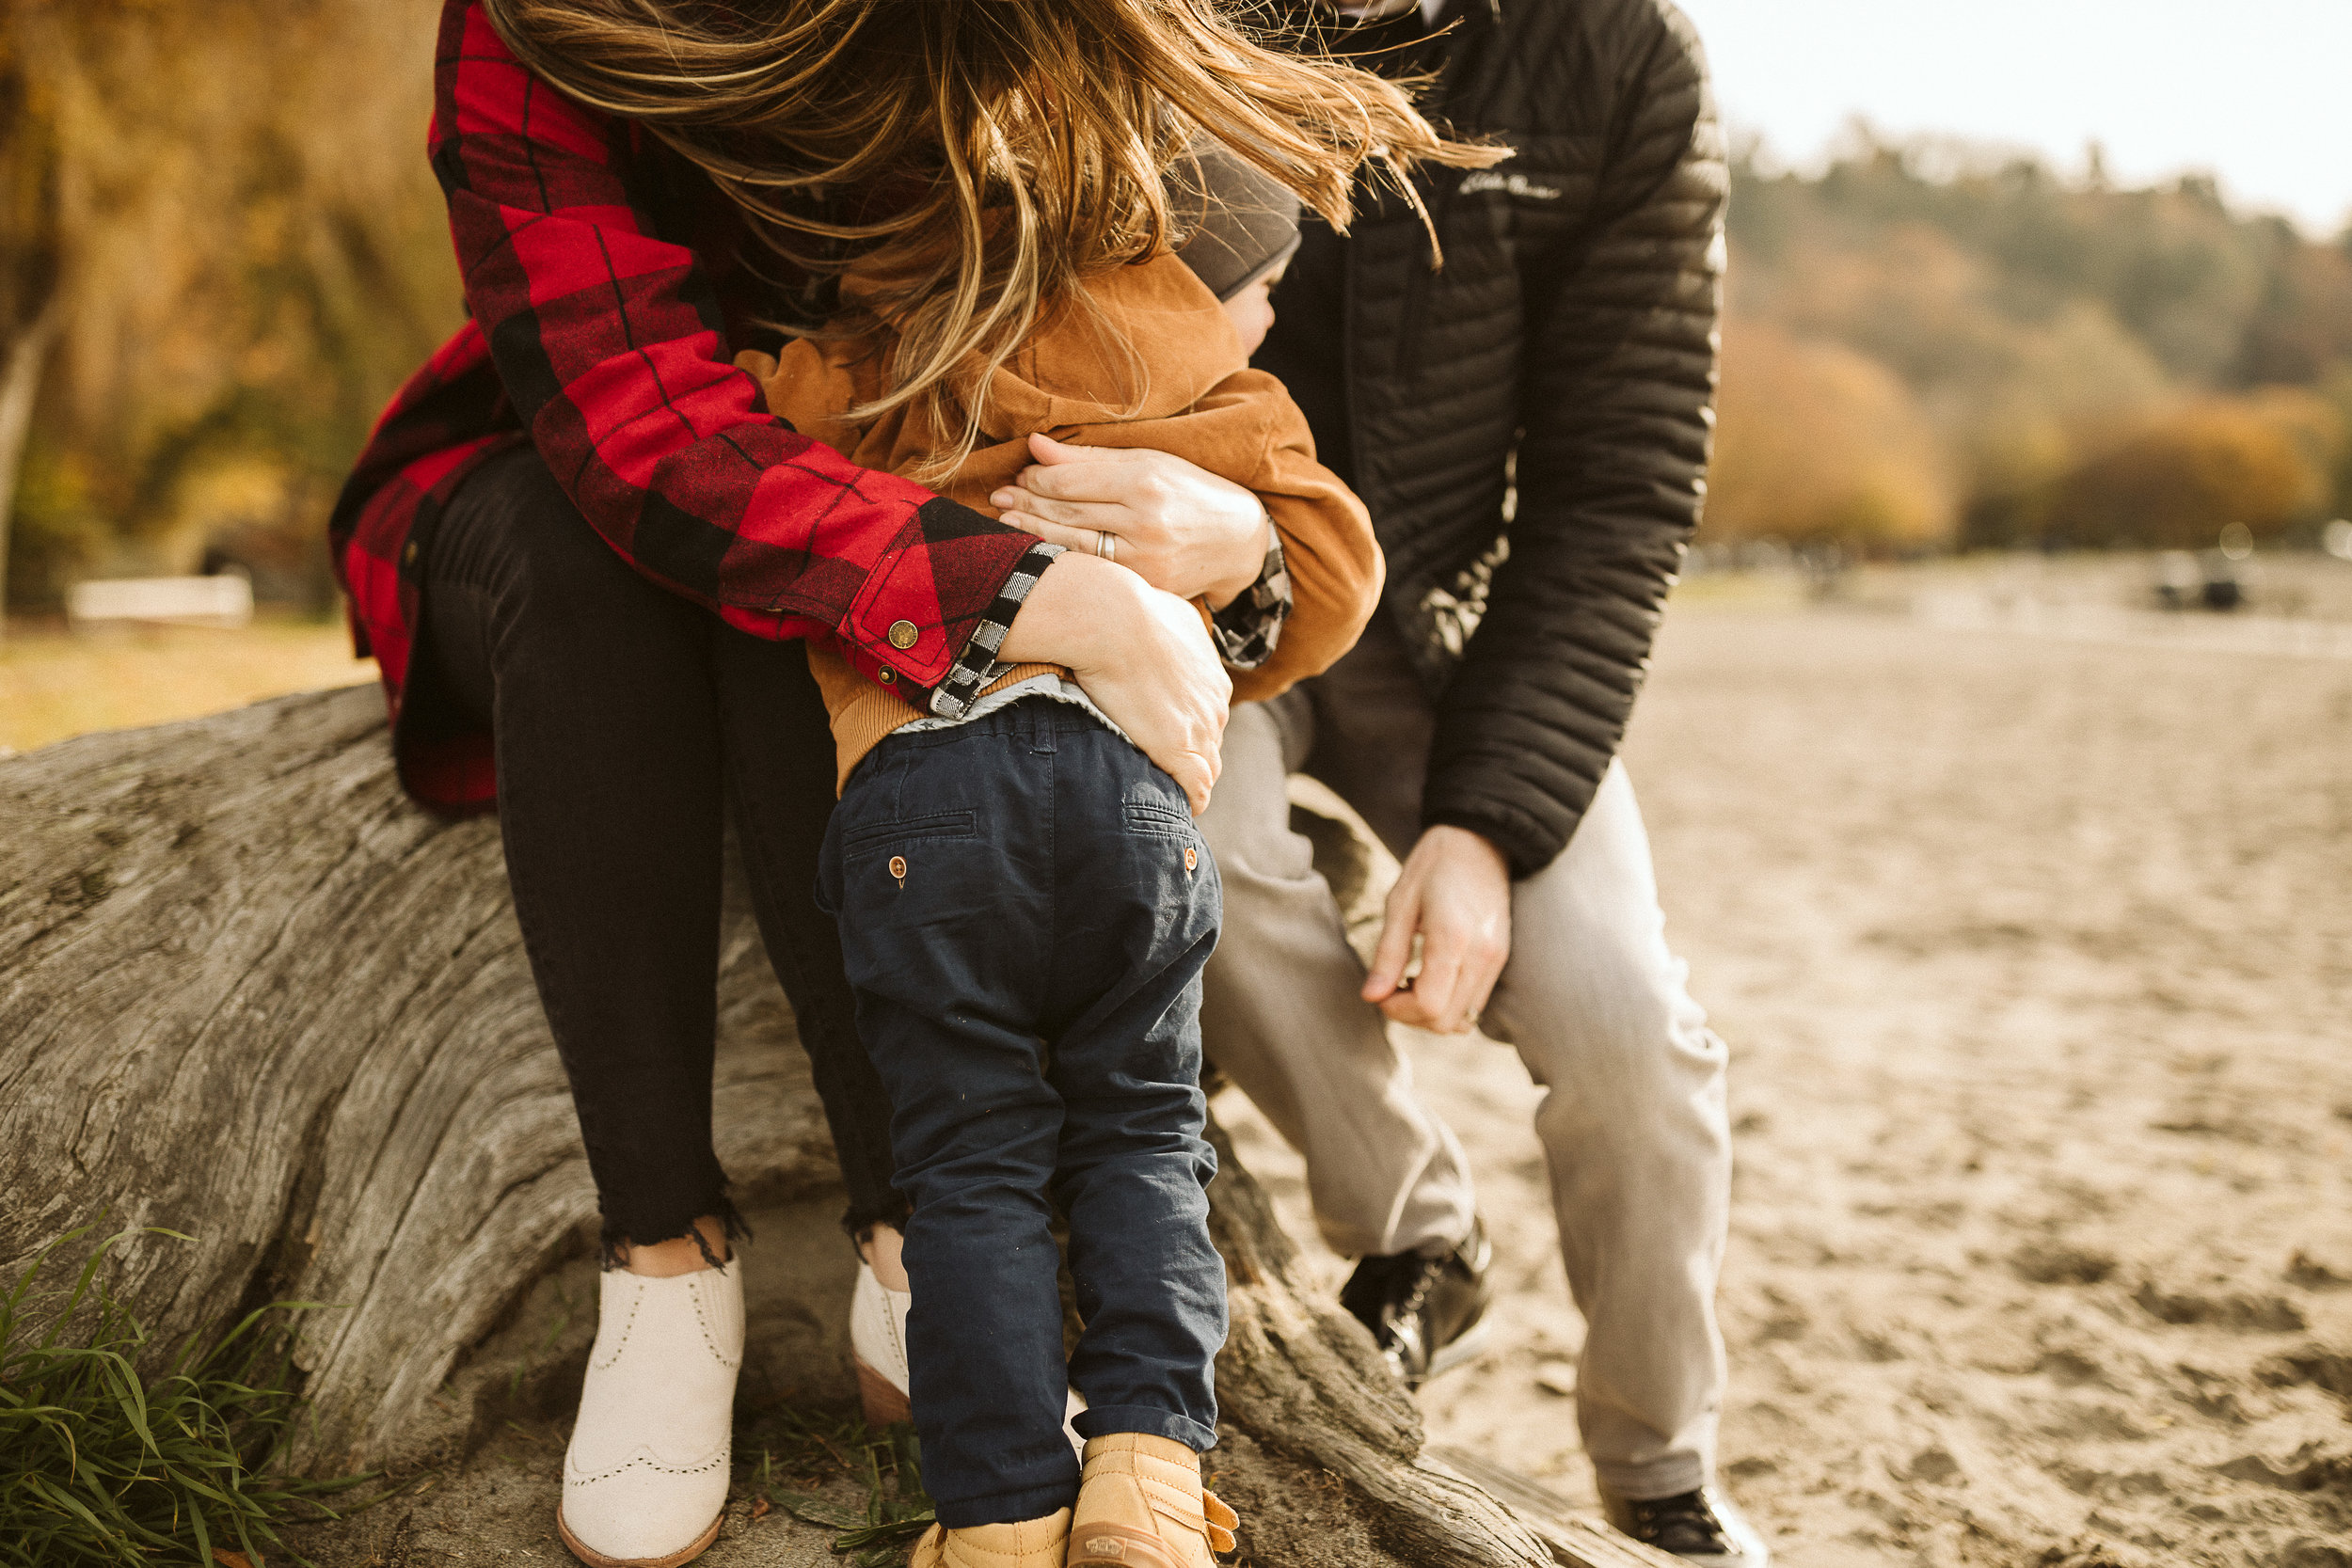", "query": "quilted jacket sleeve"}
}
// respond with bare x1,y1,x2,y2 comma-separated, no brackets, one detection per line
431,0,1052,713
1421,0,1725,877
